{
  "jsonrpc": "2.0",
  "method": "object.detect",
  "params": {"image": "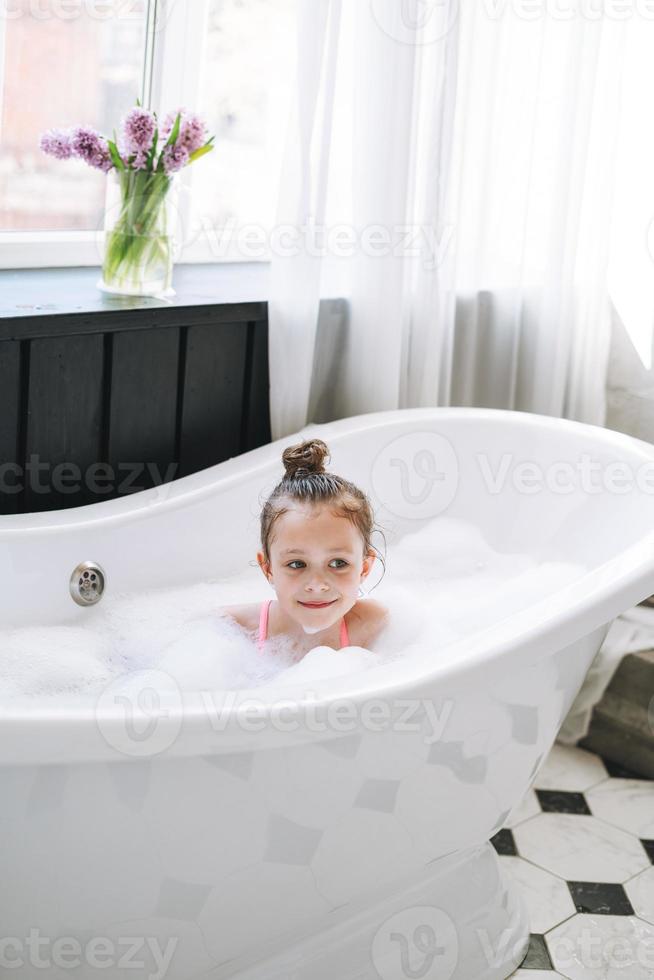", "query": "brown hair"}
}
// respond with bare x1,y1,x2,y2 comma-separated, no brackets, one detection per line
259,438,385,587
